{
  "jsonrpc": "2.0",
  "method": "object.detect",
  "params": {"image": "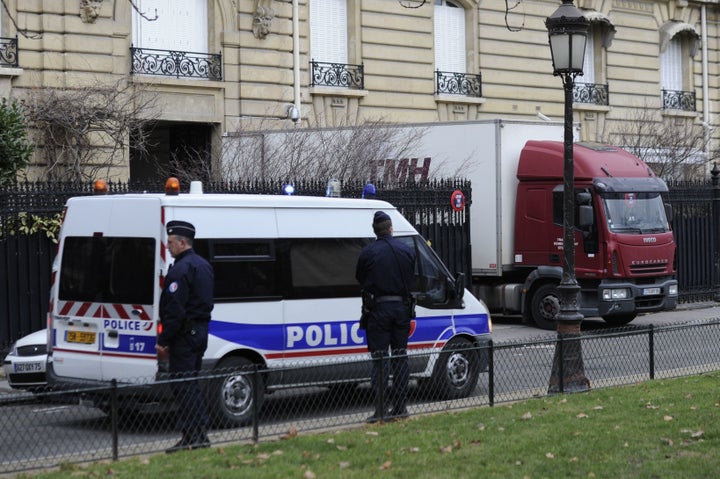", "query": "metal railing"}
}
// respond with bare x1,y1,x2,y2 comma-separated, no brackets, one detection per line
0,36,18,67
130,46,222,81
310,60,364,89
573,82,609,106
2,319,719,473
435,70,482,98
662,89,696,111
